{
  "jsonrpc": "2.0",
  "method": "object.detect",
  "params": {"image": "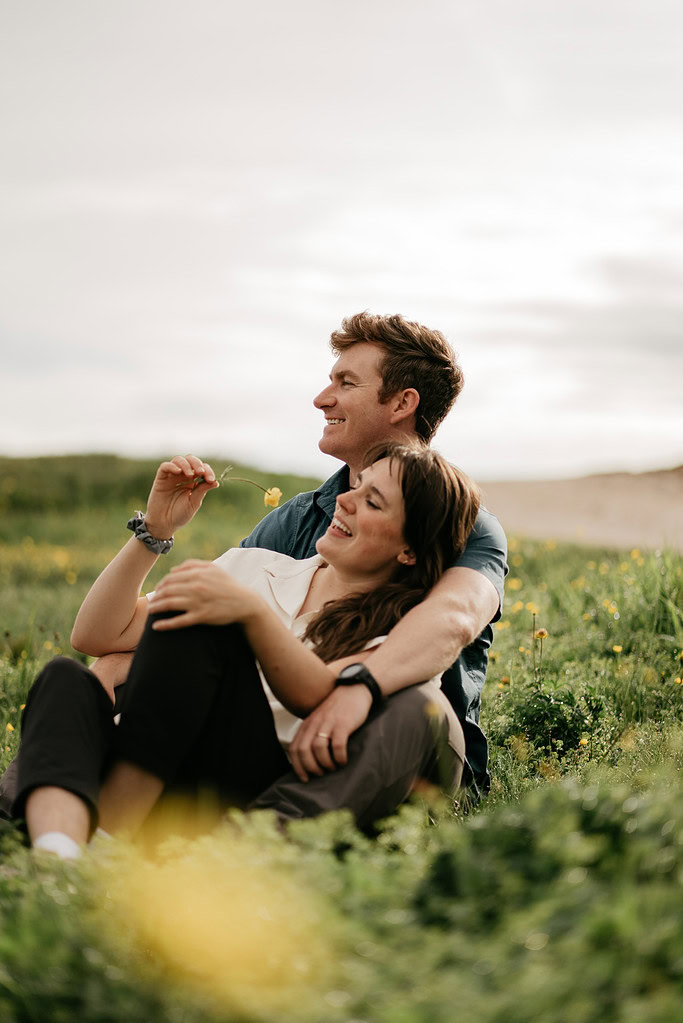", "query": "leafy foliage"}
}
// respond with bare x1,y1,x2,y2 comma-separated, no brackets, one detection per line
0,456,681,1020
